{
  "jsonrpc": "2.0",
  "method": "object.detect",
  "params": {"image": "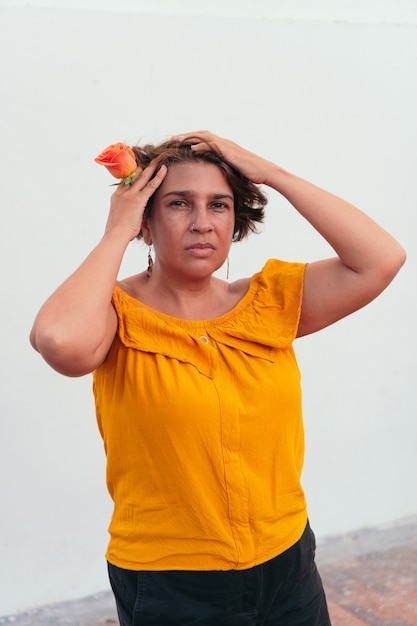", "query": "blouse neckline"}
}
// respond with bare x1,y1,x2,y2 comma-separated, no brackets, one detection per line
113,273,260,330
